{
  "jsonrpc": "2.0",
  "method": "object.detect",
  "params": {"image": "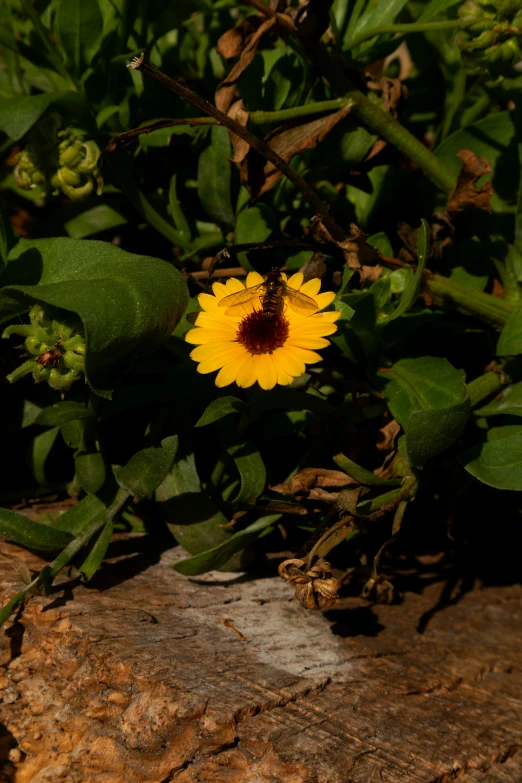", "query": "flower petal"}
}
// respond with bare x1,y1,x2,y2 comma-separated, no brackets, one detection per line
236,355,259,388
287,272,304,290
314,291,336,310
300,278,322,297
215,358,243,387
226,277,246,292
272,346,306,377
246,271,264,288
196,344,248,373
287,335,330,349
211,282,229,300
190,341,239,362
255,353,278,390
197,293,221,313
287,346,323,365
185,327,237,345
